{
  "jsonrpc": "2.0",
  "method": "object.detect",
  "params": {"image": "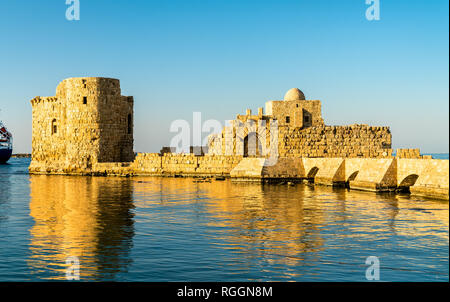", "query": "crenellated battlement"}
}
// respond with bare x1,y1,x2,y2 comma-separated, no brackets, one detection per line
30,96,59,105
